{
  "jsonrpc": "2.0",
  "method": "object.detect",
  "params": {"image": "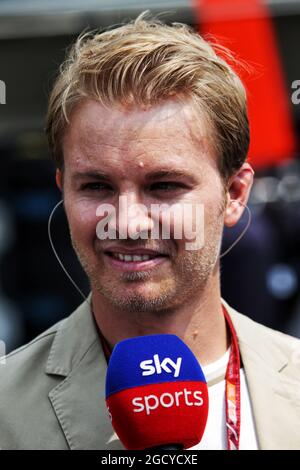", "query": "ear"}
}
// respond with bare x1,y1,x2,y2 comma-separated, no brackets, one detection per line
55,169,63,191
224,162,254,228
